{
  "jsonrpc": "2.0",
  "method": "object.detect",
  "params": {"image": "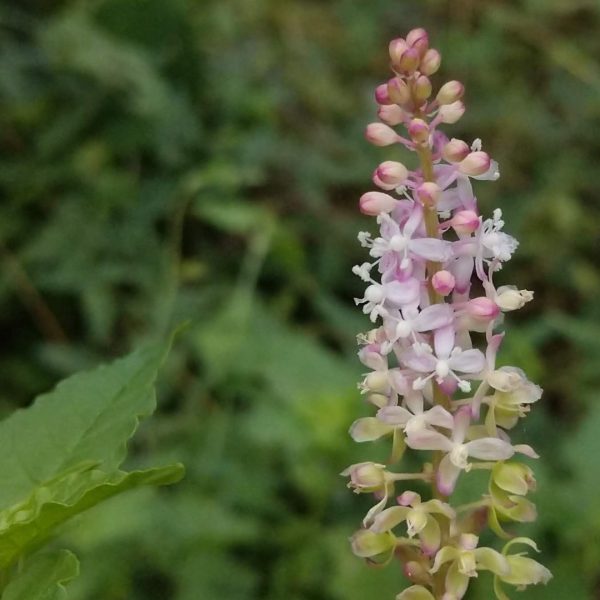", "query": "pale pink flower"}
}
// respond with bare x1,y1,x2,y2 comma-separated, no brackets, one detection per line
401,326,485,394
407,408,516,495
